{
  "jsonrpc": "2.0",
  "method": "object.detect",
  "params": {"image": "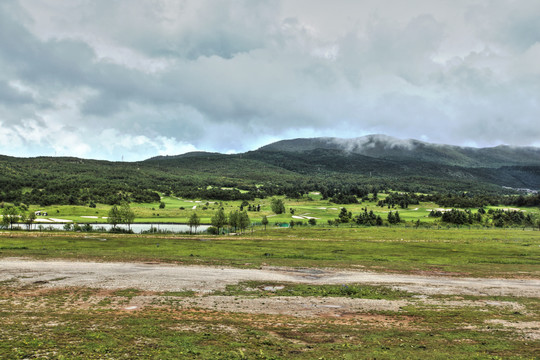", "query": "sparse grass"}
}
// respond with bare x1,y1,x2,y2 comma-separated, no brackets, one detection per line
161,290,197,297
0,284,538,359
213,281,415,300
113,288,143,299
